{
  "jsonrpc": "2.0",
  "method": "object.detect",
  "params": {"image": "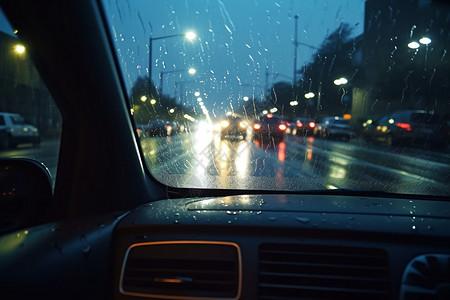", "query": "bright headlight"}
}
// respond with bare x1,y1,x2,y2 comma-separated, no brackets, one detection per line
221,120,230,128
239,121,248,128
